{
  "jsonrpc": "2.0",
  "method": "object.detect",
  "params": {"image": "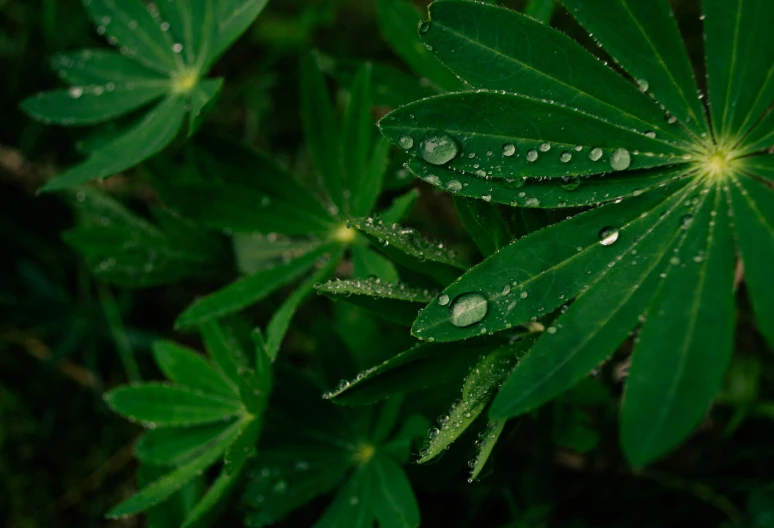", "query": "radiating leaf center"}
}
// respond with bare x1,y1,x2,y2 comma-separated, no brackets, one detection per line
172,69,199,95
333,223,357,244
697,145,739,180
352,442,376,465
